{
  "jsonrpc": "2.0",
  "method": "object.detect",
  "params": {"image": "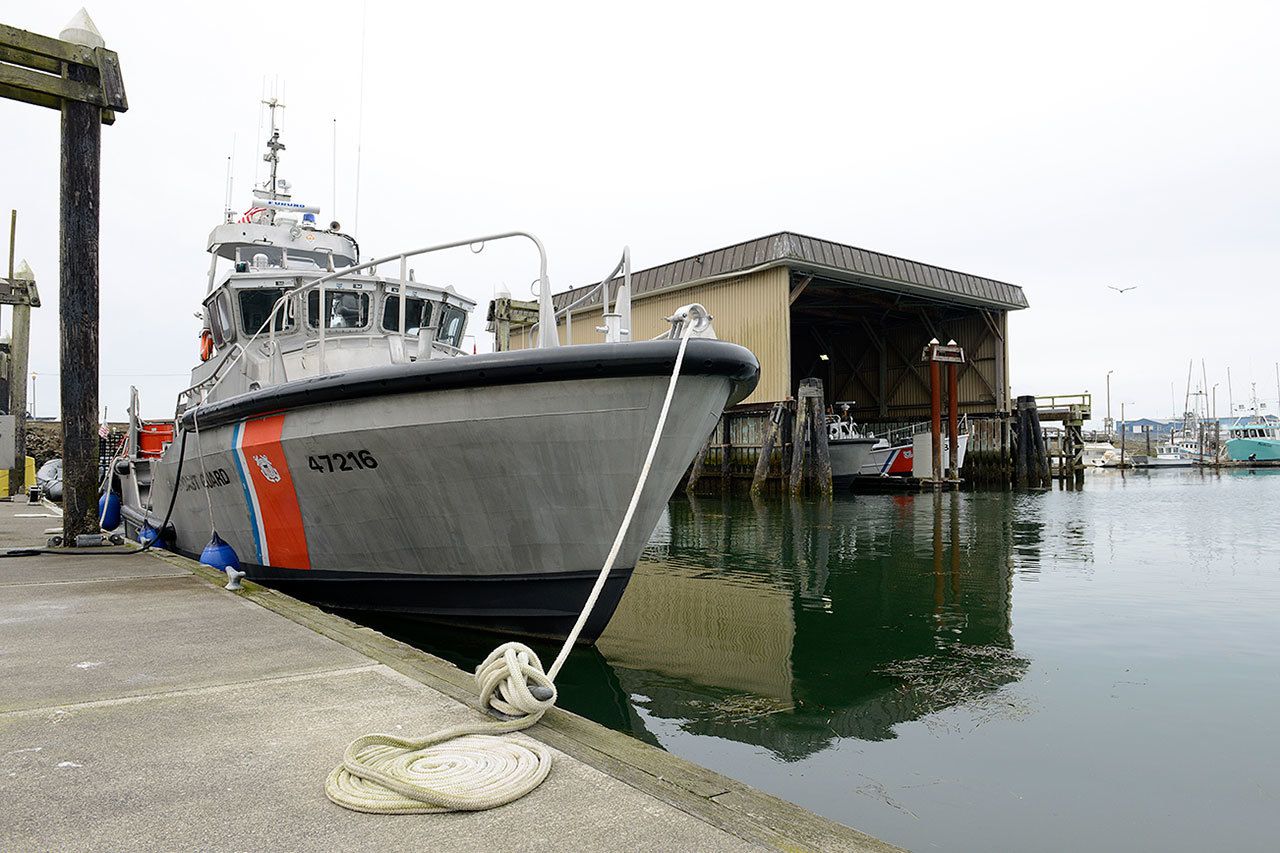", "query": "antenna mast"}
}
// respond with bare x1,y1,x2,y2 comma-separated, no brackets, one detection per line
223,133,236,222
261,97,286,200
